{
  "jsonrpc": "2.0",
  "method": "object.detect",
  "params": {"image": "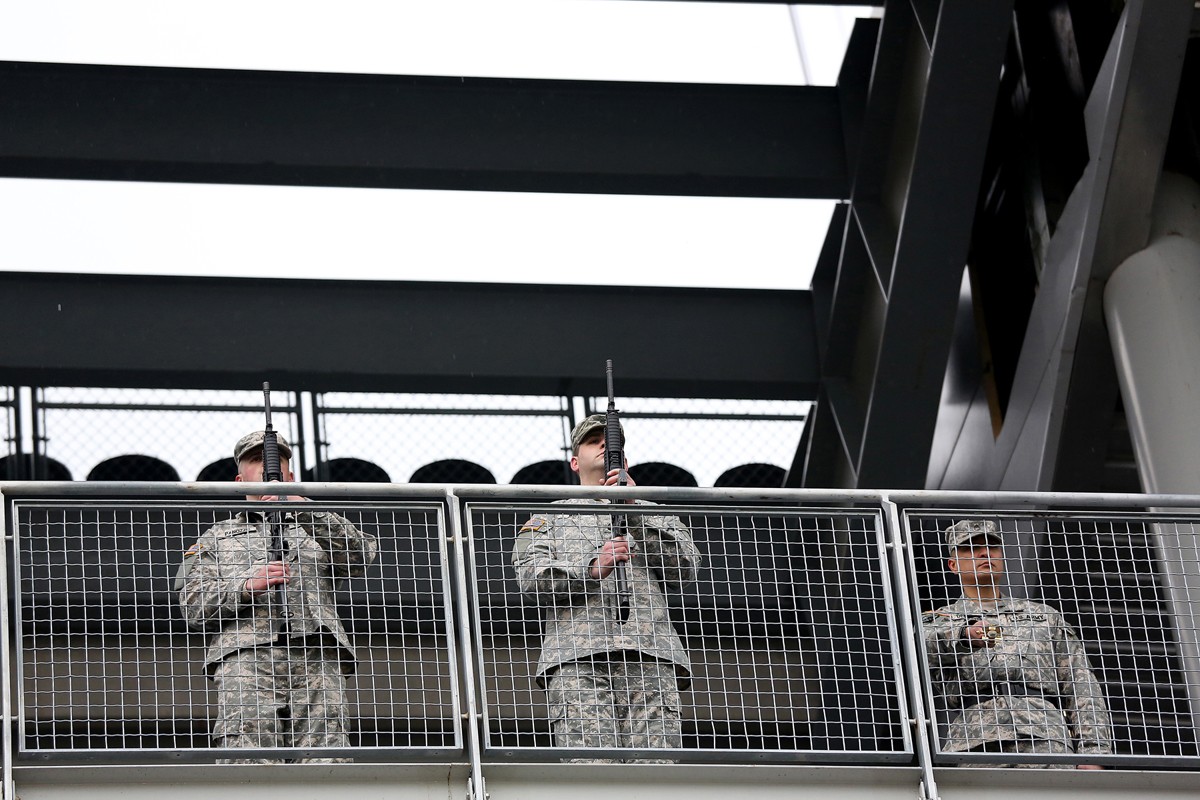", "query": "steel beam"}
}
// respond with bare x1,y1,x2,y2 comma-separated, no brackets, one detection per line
0,61,847,199
0,272,818,400
1022,0,1195,491
803,0,1015,488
